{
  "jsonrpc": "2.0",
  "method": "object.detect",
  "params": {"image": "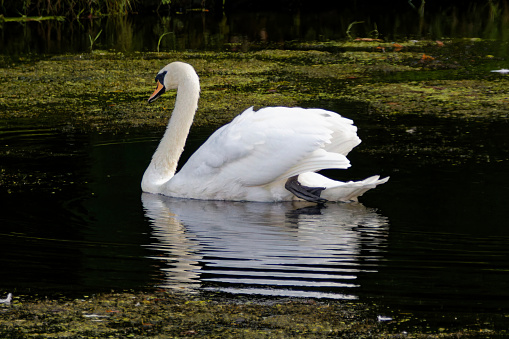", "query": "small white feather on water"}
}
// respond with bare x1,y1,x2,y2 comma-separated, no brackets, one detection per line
491,69,509,74
377,315,393,322
0,293,12,304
